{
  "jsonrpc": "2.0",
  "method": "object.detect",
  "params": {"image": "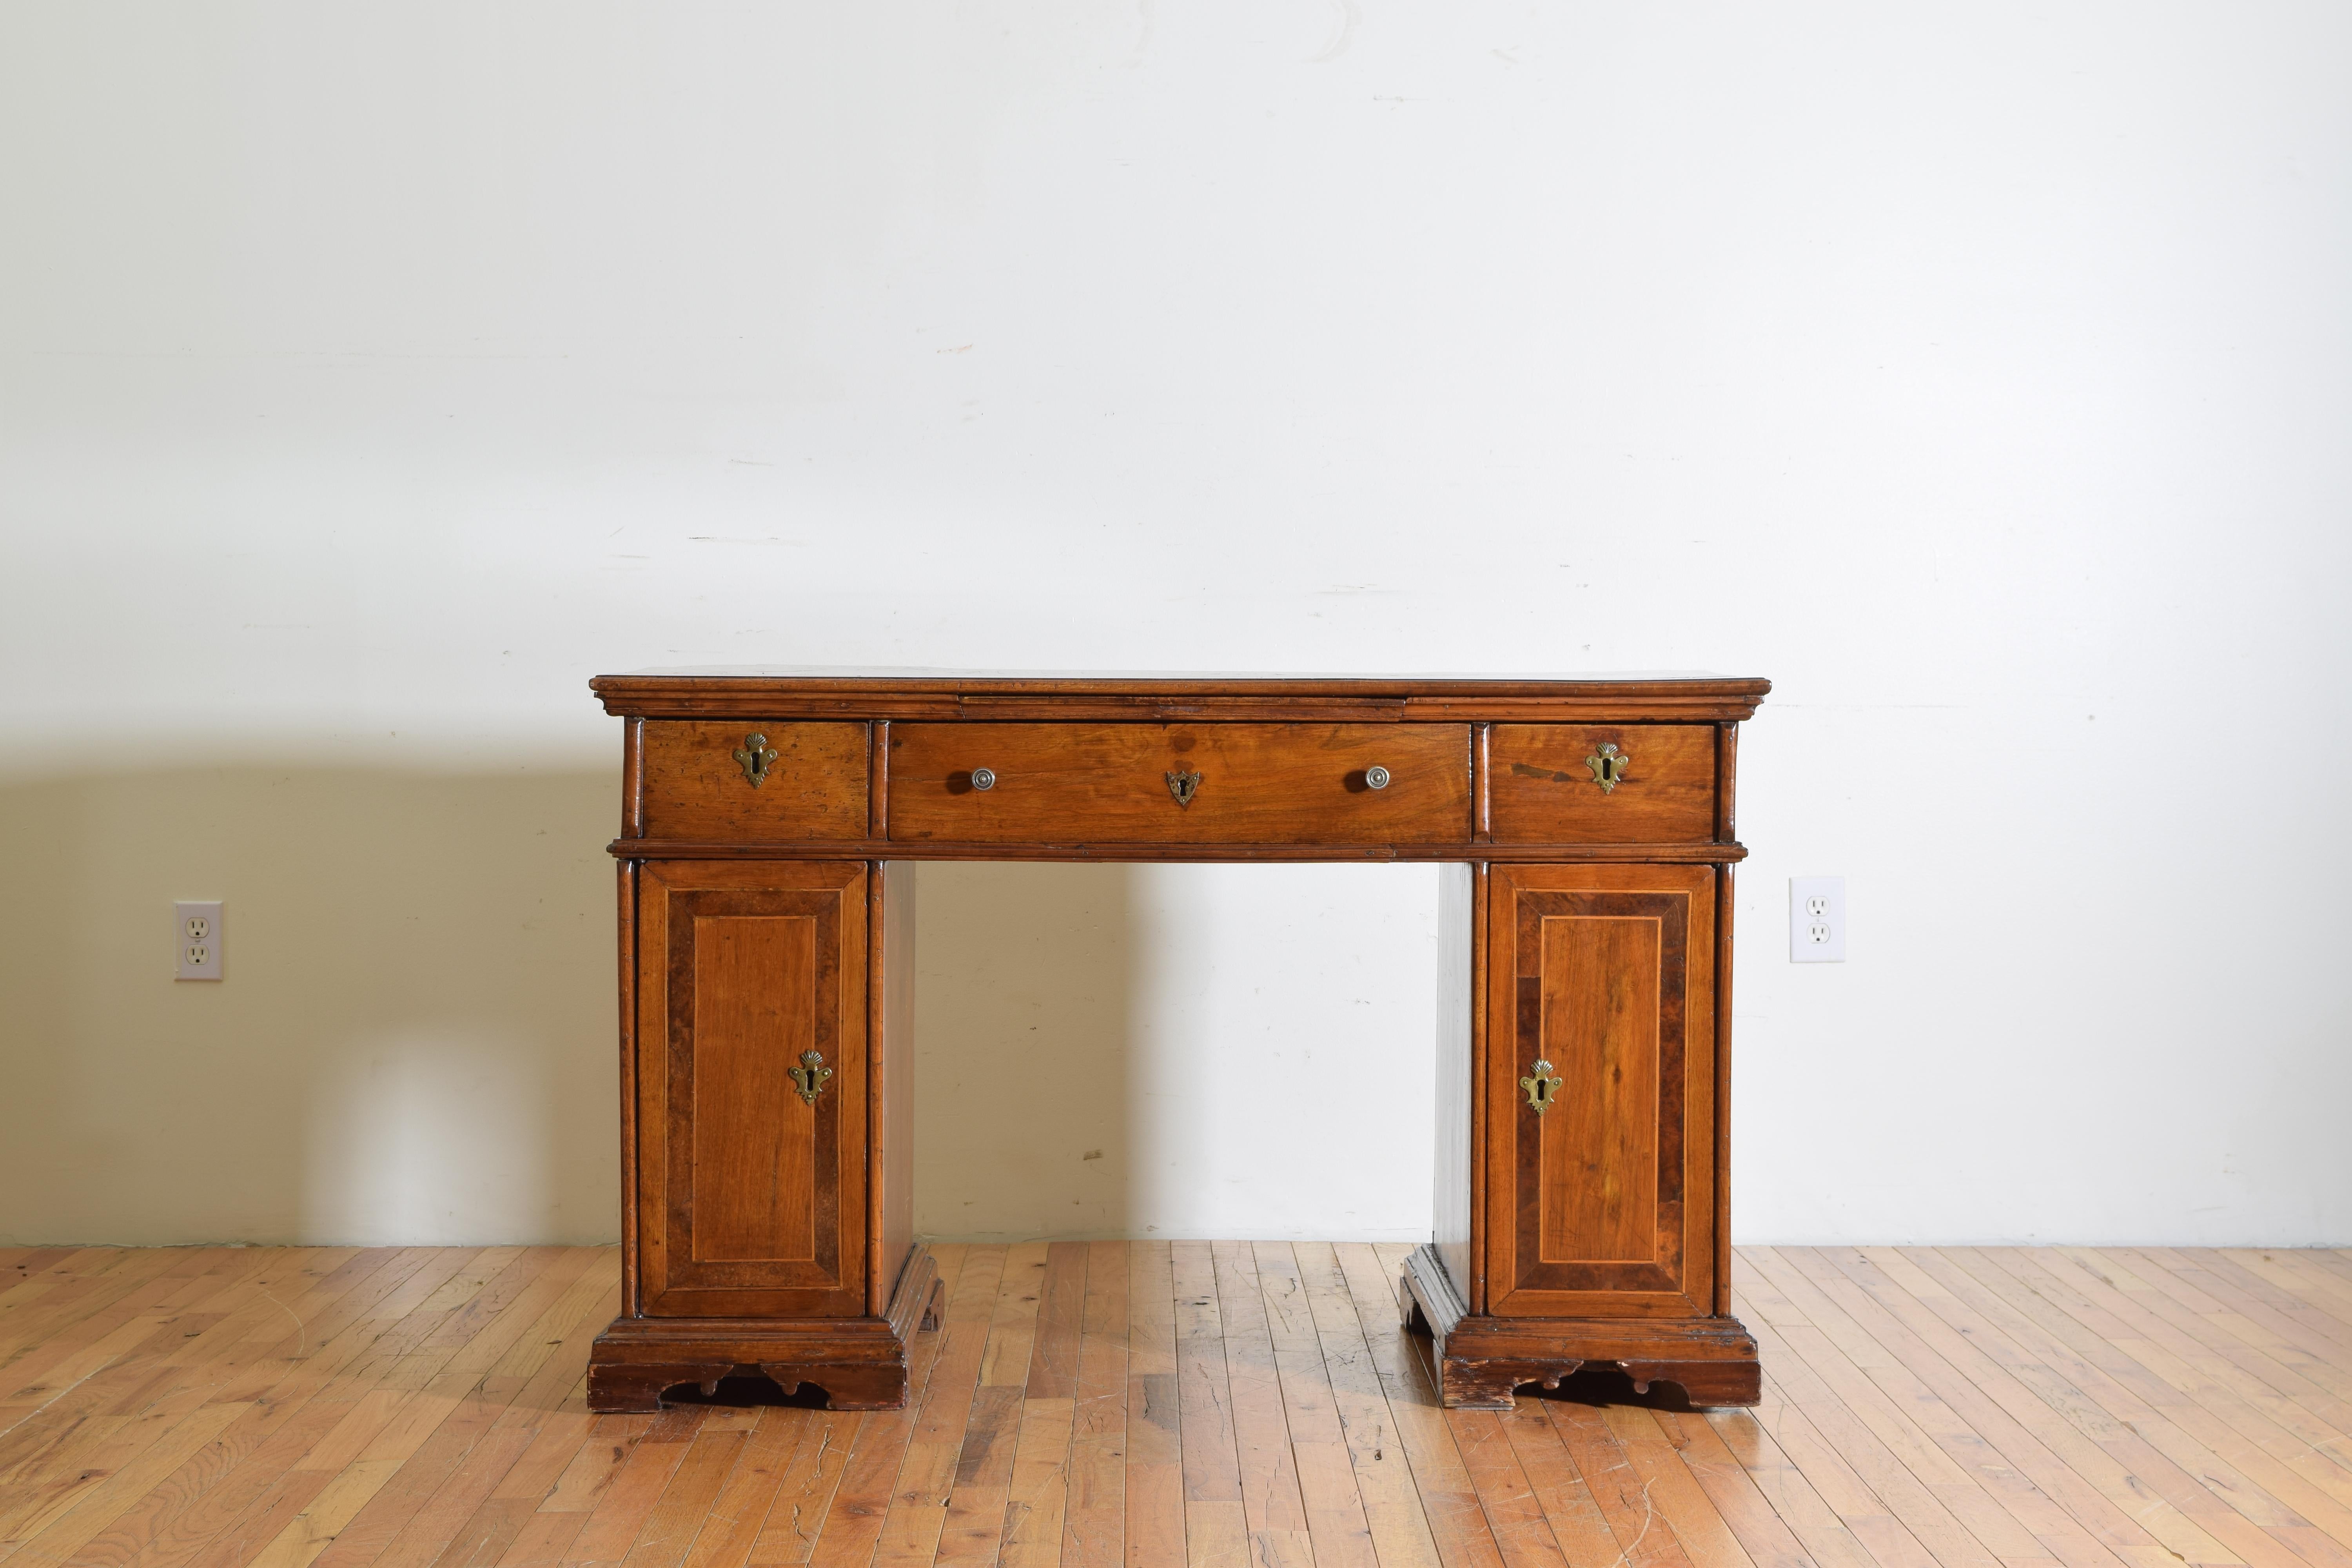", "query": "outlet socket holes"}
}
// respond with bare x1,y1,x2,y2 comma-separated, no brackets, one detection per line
175,900,223,980
1789,877,1845,963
